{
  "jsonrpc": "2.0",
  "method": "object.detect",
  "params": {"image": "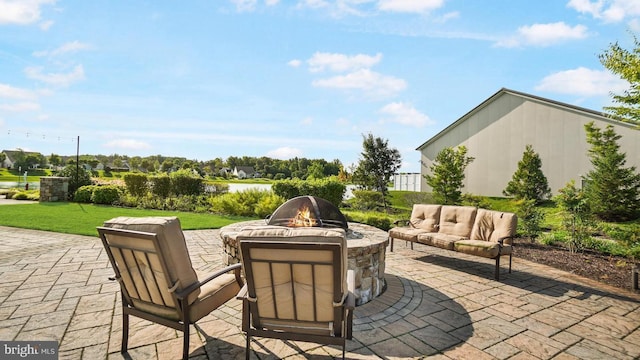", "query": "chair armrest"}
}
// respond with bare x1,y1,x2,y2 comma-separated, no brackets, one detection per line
393,219,411,227
176,263,243,300
236,284,248,300
345,270,356,309
497,236,515,246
